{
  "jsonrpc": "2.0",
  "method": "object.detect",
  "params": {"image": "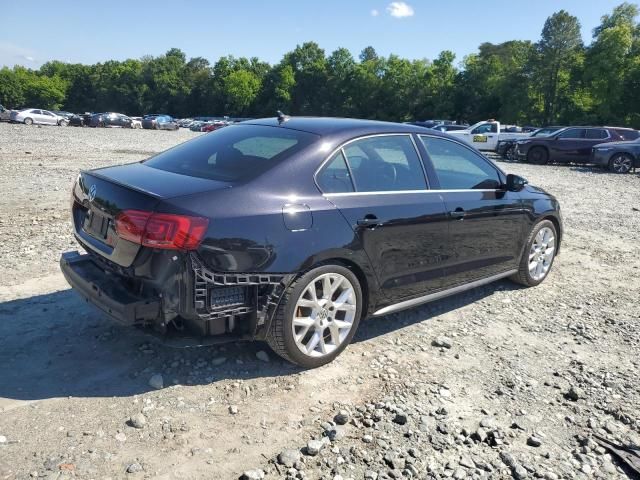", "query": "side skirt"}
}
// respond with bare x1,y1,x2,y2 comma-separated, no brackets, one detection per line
372,269,517,317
